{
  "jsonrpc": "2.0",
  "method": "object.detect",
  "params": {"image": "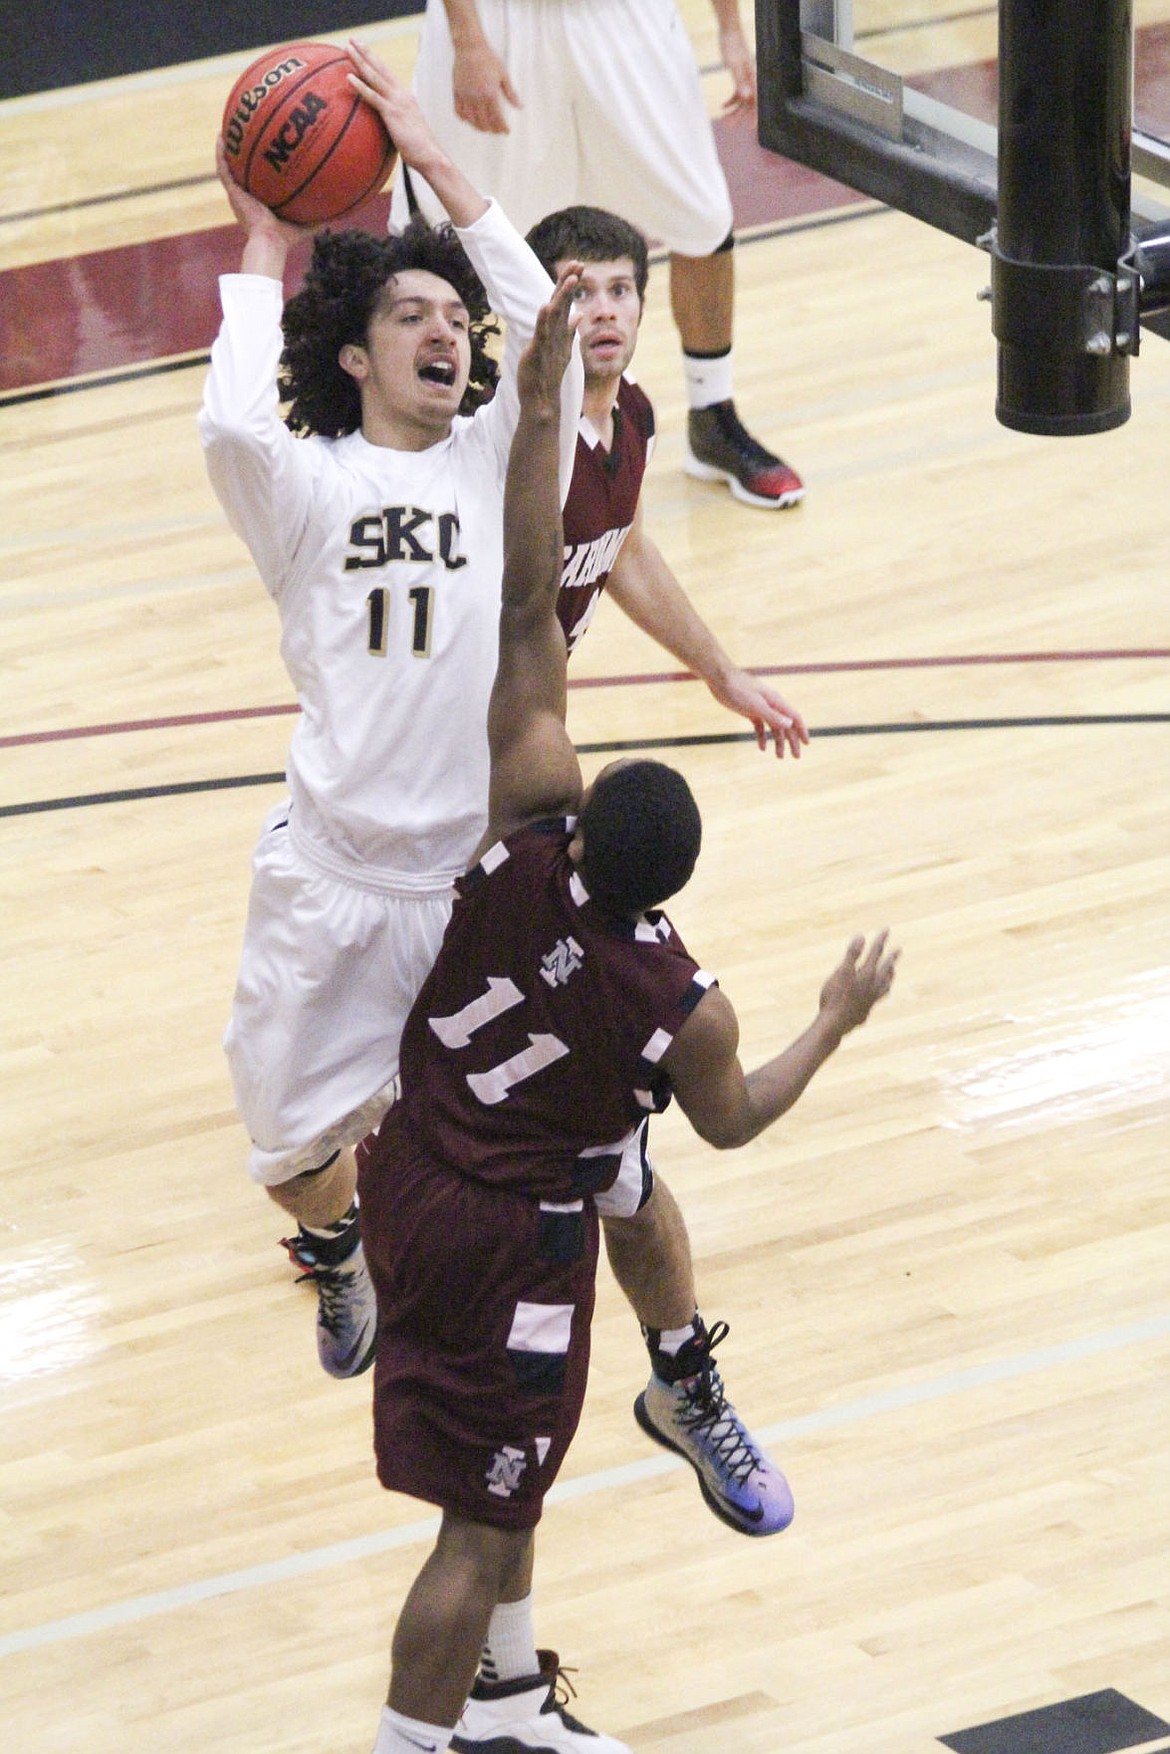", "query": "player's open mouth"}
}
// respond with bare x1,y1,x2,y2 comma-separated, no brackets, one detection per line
418,359,457,386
